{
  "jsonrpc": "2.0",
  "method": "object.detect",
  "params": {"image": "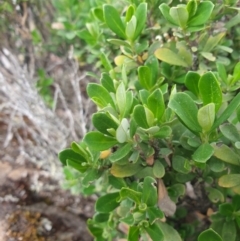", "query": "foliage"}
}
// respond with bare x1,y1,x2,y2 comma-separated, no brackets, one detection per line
59,0,240,240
